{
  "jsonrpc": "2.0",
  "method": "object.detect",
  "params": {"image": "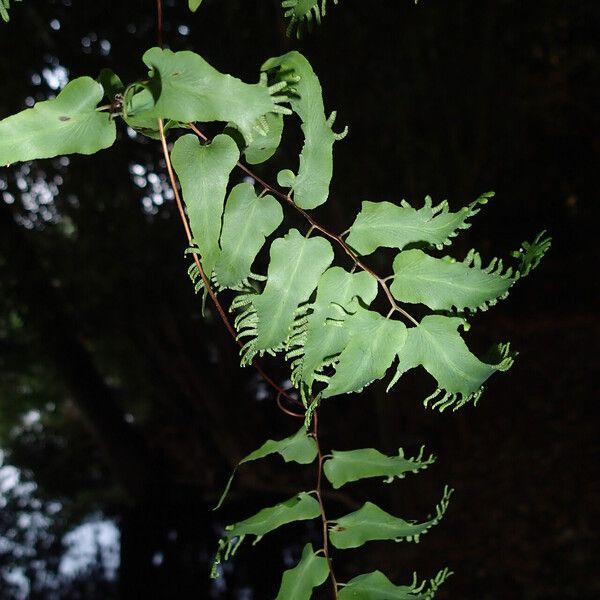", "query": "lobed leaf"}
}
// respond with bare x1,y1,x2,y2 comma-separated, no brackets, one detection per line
262,51,347,209
0,77,116,166
329,486,452,549
346,192,492,256
135,47,290,143
211,492,320,577
323,446,435,489
389,315,516,411
330,487,452,550
321,306,407,398
286,267,378,396
215,427,317,510
274,543,329,600
511,230,552,277
390,248,514,312
232,229,334,365
227,111,285,165
338,568,452,600
213,183,283,290
171,133,240,280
